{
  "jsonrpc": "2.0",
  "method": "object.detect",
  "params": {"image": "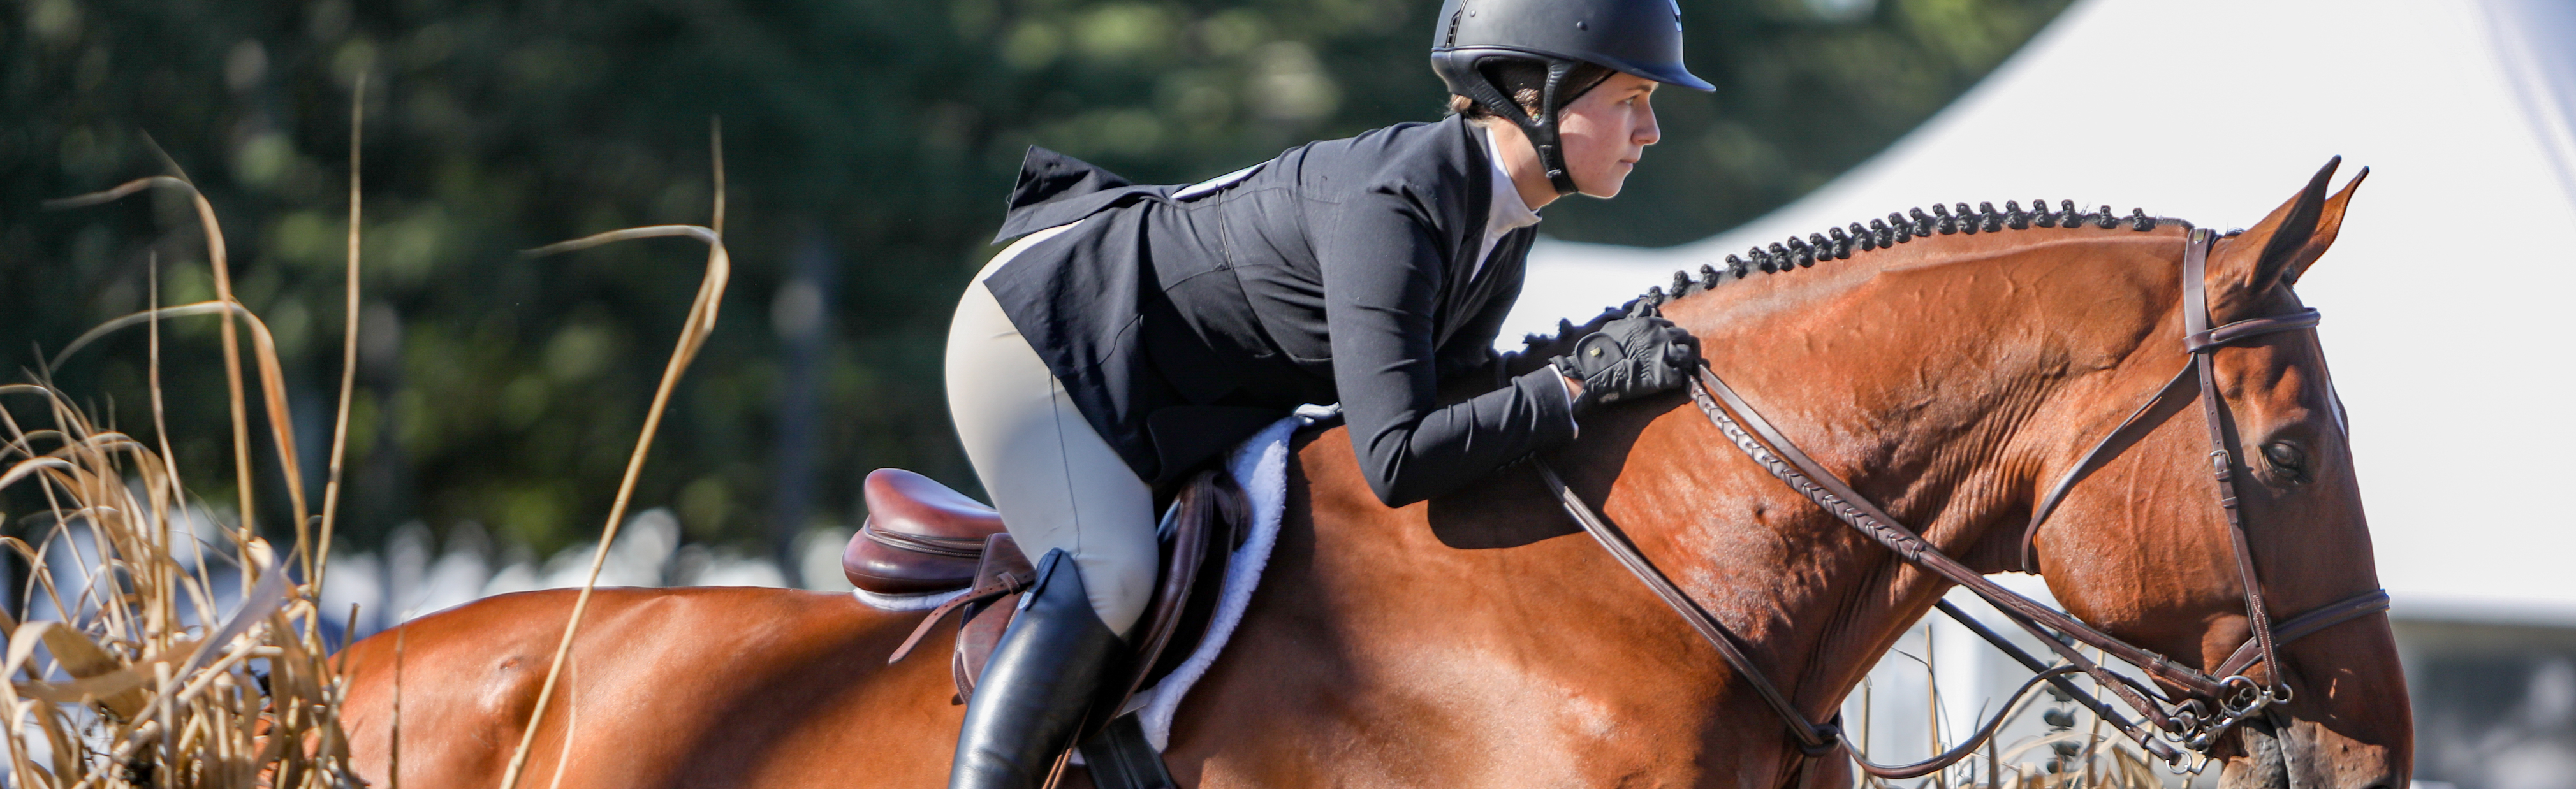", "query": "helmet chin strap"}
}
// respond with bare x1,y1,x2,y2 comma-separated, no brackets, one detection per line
1455,57,1584,196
